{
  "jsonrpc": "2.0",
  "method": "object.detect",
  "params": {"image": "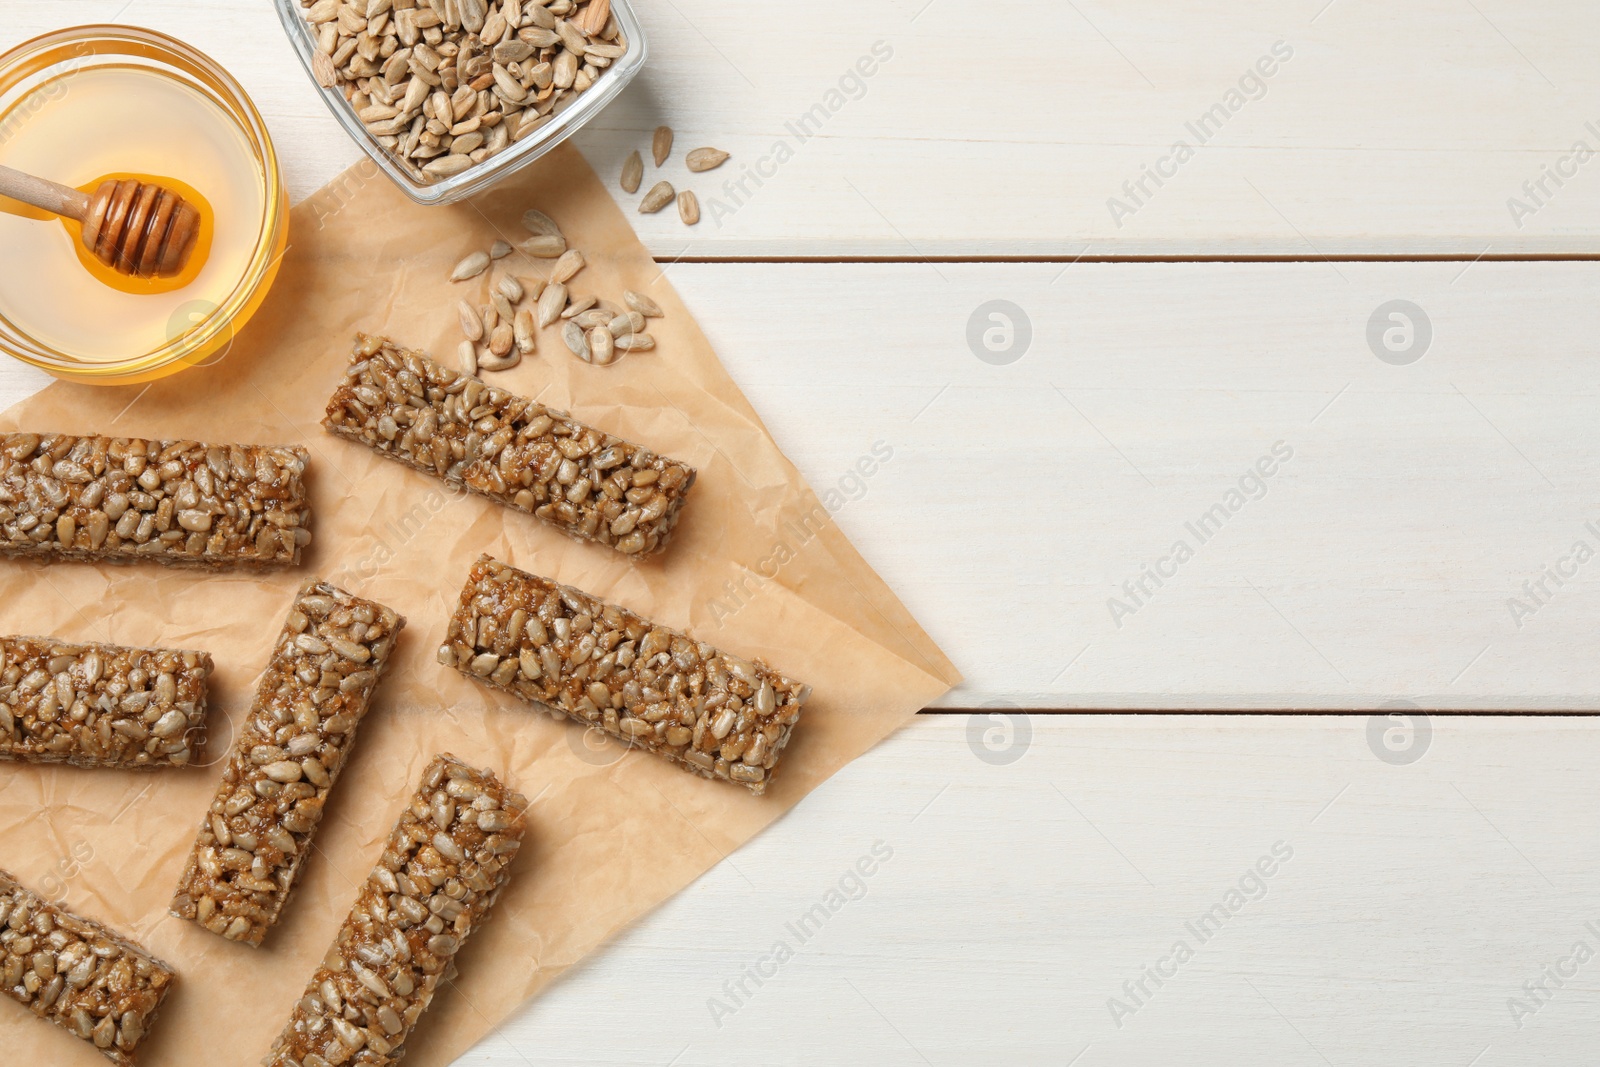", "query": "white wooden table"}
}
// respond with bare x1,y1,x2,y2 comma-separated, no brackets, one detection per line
4,2,1600,1063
